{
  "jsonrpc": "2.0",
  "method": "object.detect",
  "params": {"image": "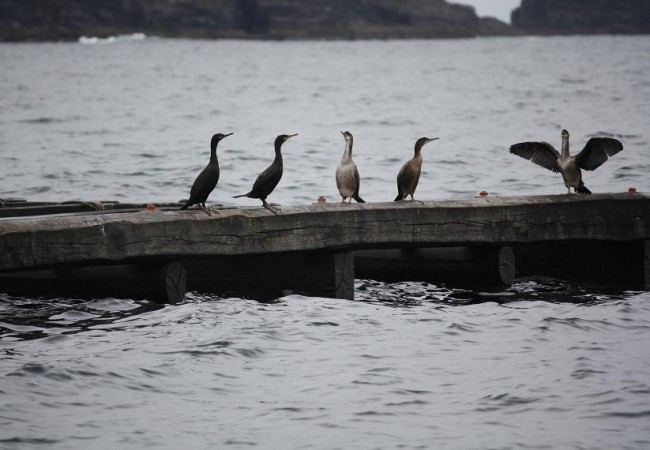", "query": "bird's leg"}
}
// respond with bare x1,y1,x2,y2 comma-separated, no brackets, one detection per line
341,197,346,204
410,194,423,204
263,200,278,215
198,204,212,216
